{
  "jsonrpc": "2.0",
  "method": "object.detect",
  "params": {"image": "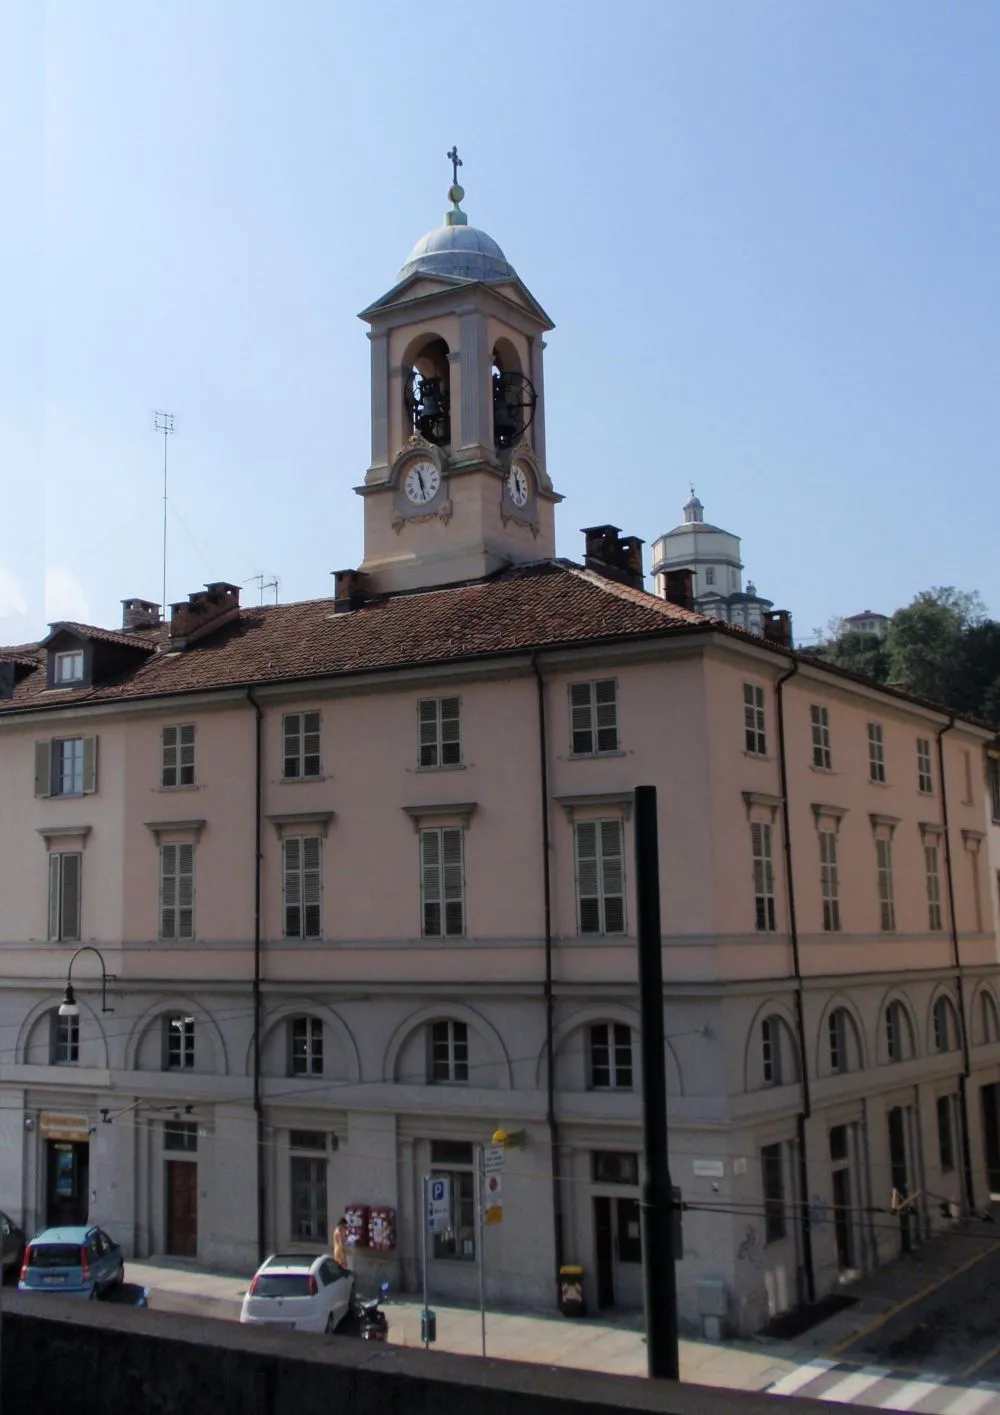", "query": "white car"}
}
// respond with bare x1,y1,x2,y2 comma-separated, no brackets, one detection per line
240,1253,355,1333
